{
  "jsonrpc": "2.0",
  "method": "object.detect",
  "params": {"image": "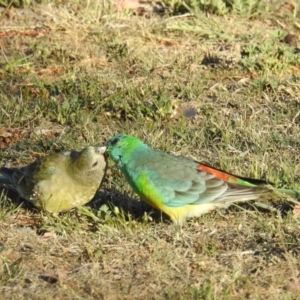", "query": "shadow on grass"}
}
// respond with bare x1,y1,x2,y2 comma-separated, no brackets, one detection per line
89,189,296,223
88,189,169,223
0,186,38,211
0,185,169,223
0,185,295,223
